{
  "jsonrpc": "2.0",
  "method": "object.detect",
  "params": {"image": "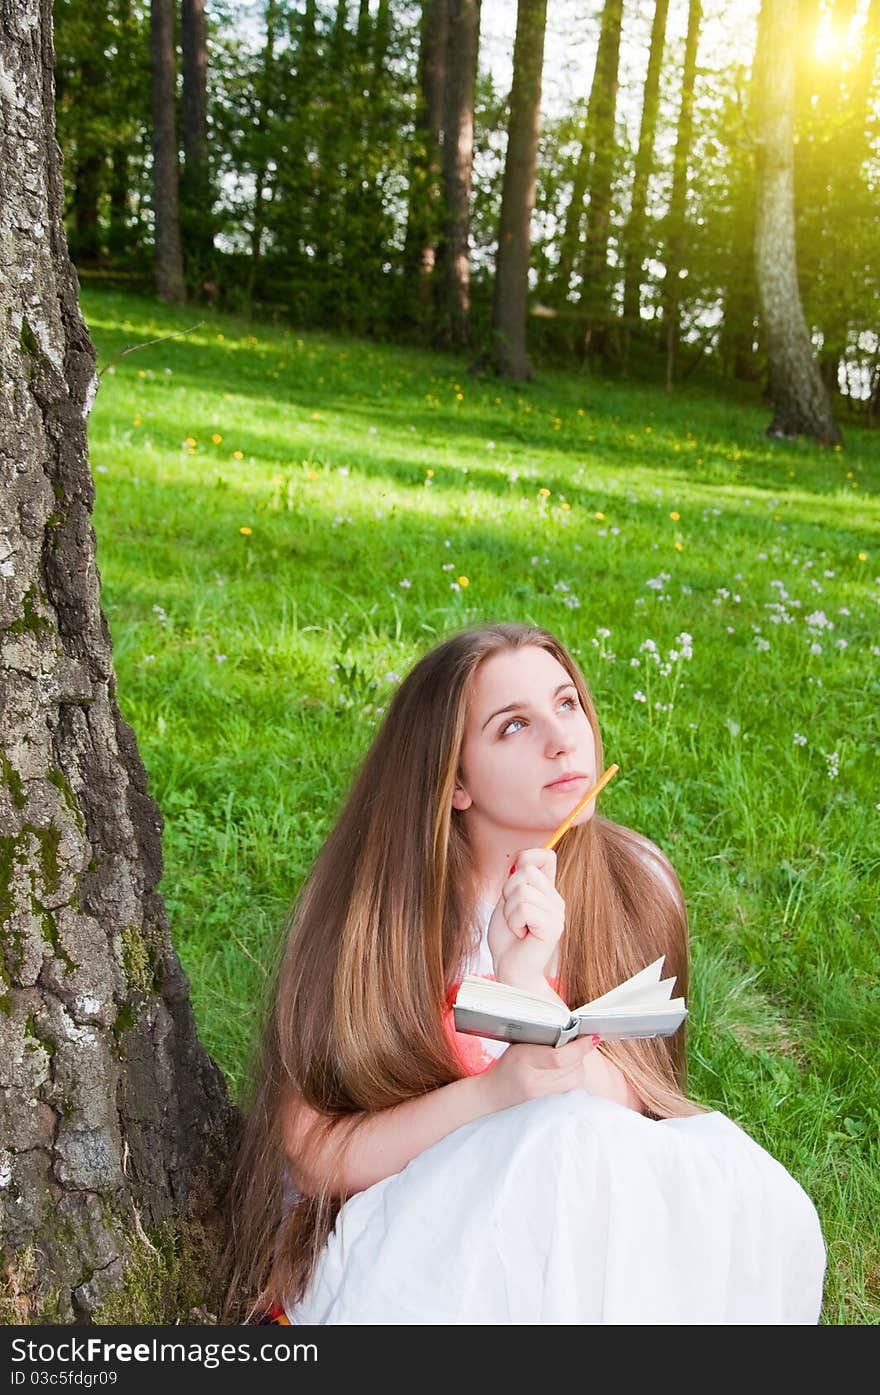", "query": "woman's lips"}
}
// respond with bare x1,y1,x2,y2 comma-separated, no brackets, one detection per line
545,774,589,791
